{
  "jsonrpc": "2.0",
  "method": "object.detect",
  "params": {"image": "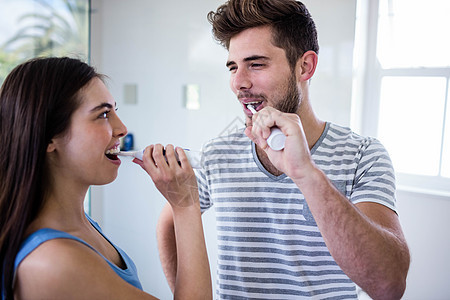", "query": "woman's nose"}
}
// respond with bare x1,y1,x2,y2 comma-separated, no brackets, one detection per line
112,115,127,138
